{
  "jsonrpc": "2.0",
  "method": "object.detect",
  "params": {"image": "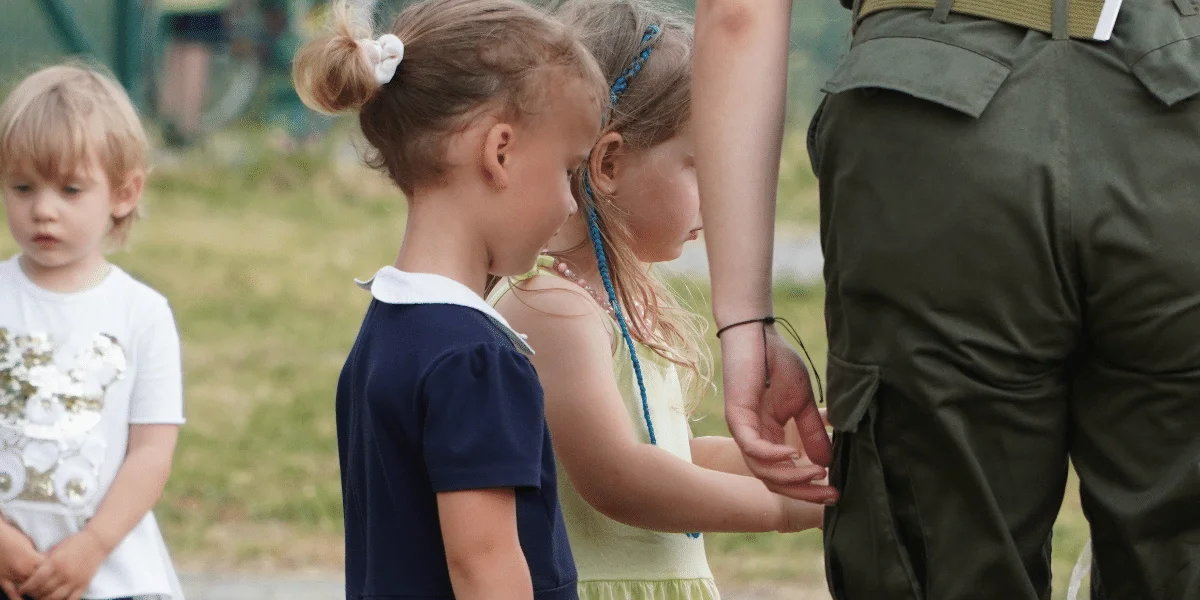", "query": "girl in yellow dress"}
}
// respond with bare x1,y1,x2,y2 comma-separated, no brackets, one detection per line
494,2,828,598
